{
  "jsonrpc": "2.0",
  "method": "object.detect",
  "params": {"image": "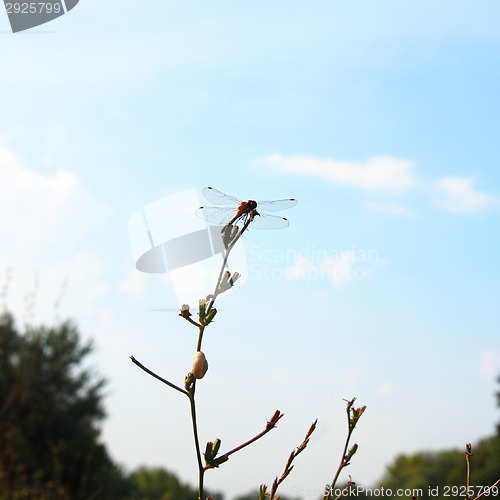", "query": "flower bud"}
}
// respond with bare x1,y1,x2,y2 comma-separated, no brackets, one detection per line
198,298,207,317
221,224,239,247
192,351,208,379
184,372,195,392
179,304,191,318
203,307,217,325
212,438,221,456
217,271,241,293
